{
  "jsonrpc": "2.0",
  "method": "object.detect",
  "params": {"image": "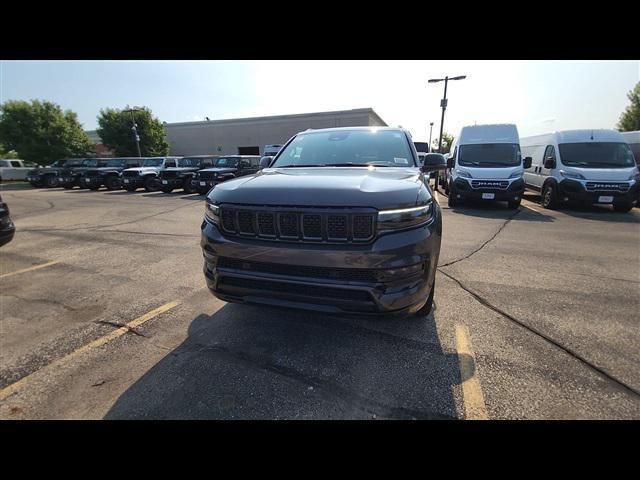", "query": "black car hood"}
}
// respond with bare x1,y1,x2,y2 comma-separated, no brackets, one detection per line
208,167,428,210
162,167,199,174
85,167,122,174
